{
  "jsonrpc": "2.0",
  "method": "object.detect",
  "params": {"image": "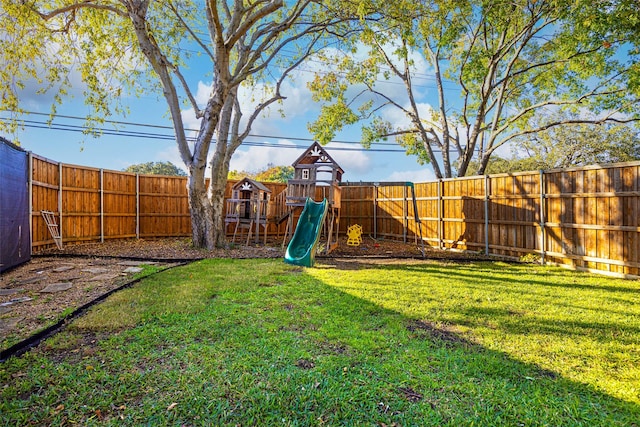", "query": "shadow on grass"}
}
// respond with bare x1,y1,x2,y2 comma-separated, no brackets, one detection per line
317,259,640,410
339,257,640,317
0,259,638,426
321,258,640,345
